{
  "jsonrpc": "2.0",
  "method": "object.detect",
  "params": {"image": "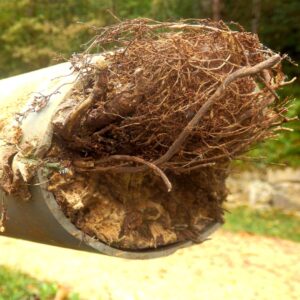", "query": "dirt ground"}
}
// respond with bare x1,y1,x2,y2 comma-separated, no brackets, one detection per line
0,230,299,300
